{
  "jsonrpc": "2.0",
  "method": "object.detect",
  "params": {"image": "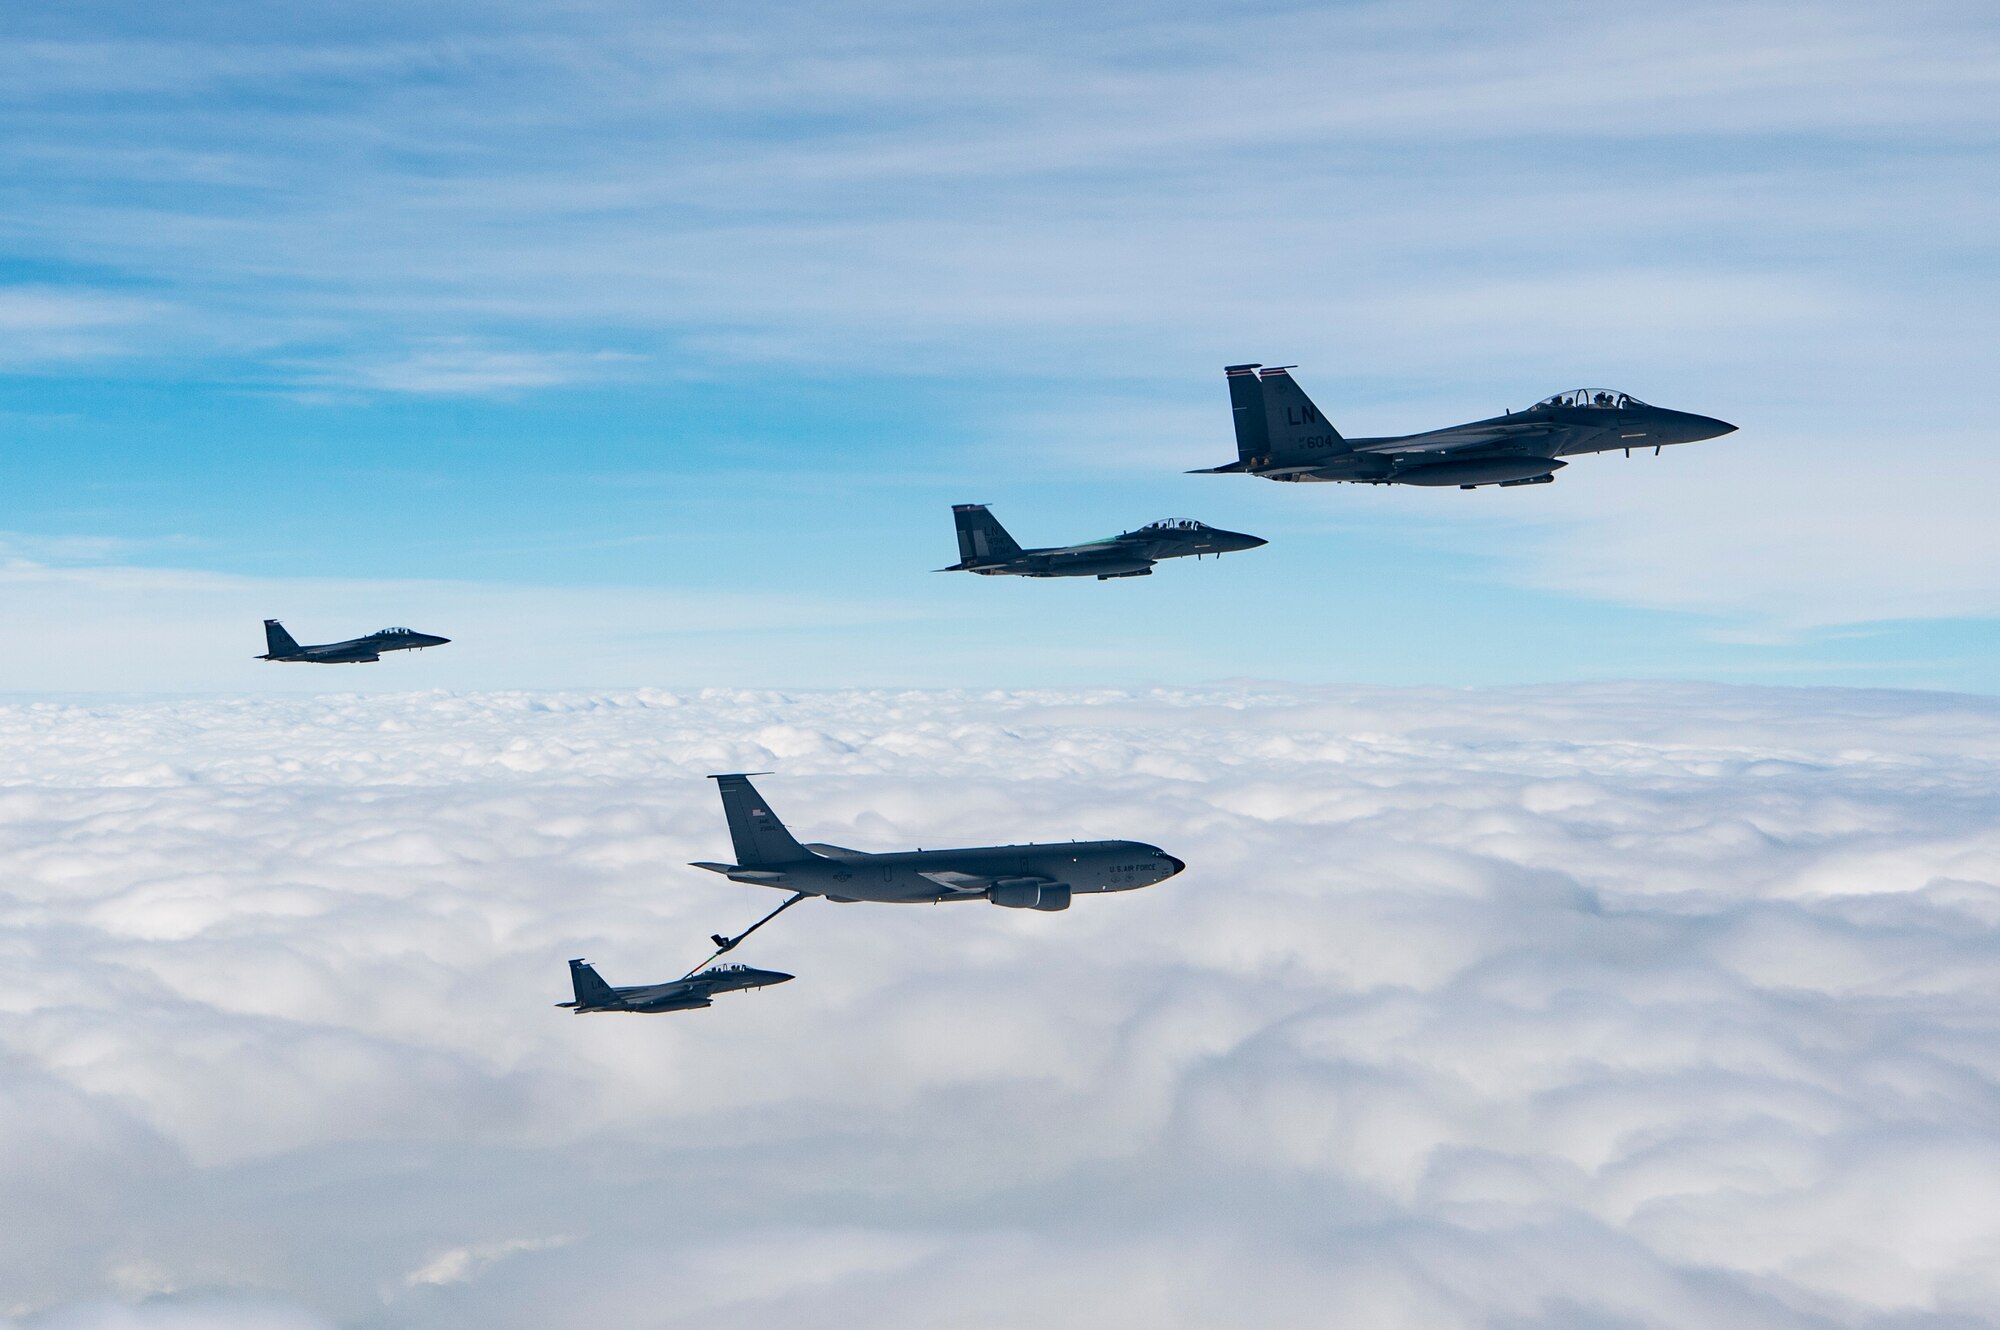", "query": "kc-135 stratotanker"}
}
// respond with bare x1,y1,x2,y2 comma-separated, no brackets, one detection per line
1196,363,1736,489
691,774,1183,911
257,619,451,664
938,504,1265,580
